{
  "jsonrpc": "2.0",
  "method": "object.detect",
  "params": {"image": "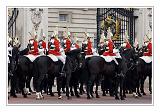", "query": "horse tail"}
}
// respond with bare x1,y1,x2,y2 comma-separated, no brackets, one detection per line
32,59,39,90
85,58,91,79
